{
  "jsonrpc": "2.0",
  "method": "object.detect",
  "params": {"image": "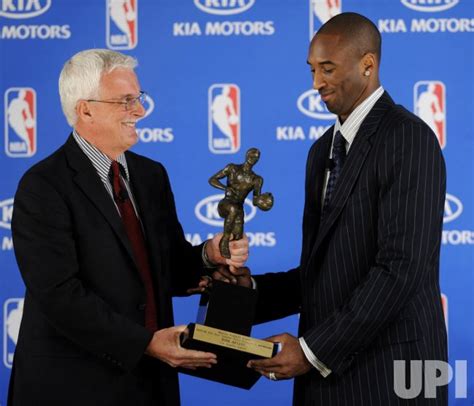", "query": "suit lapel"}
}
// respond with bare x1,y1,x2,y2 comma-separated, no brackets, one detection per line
309,92,395,260
125,153,154,242
64,135,137,266
310,131,333,221
125,153,165,280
